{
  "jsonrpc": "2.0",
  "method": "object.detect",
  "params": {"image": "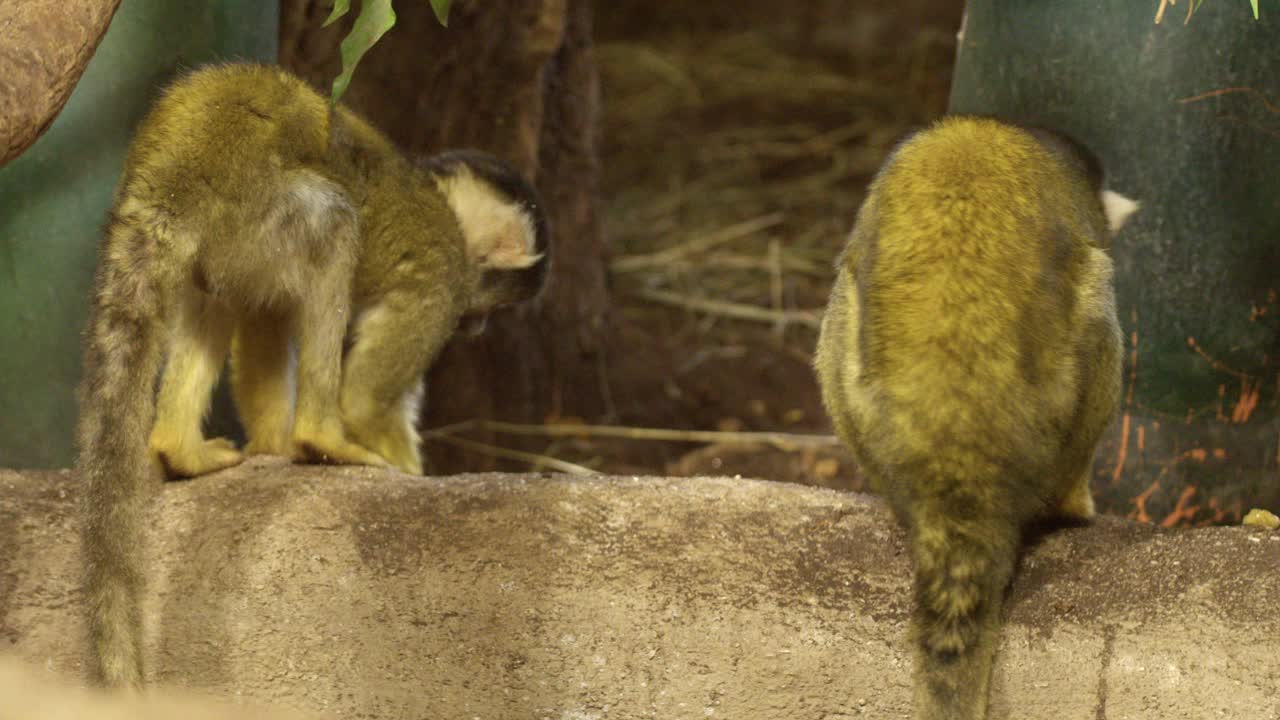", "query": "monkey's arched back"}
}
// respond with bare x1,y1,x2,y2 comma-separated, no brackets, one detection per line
78,63,550,689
